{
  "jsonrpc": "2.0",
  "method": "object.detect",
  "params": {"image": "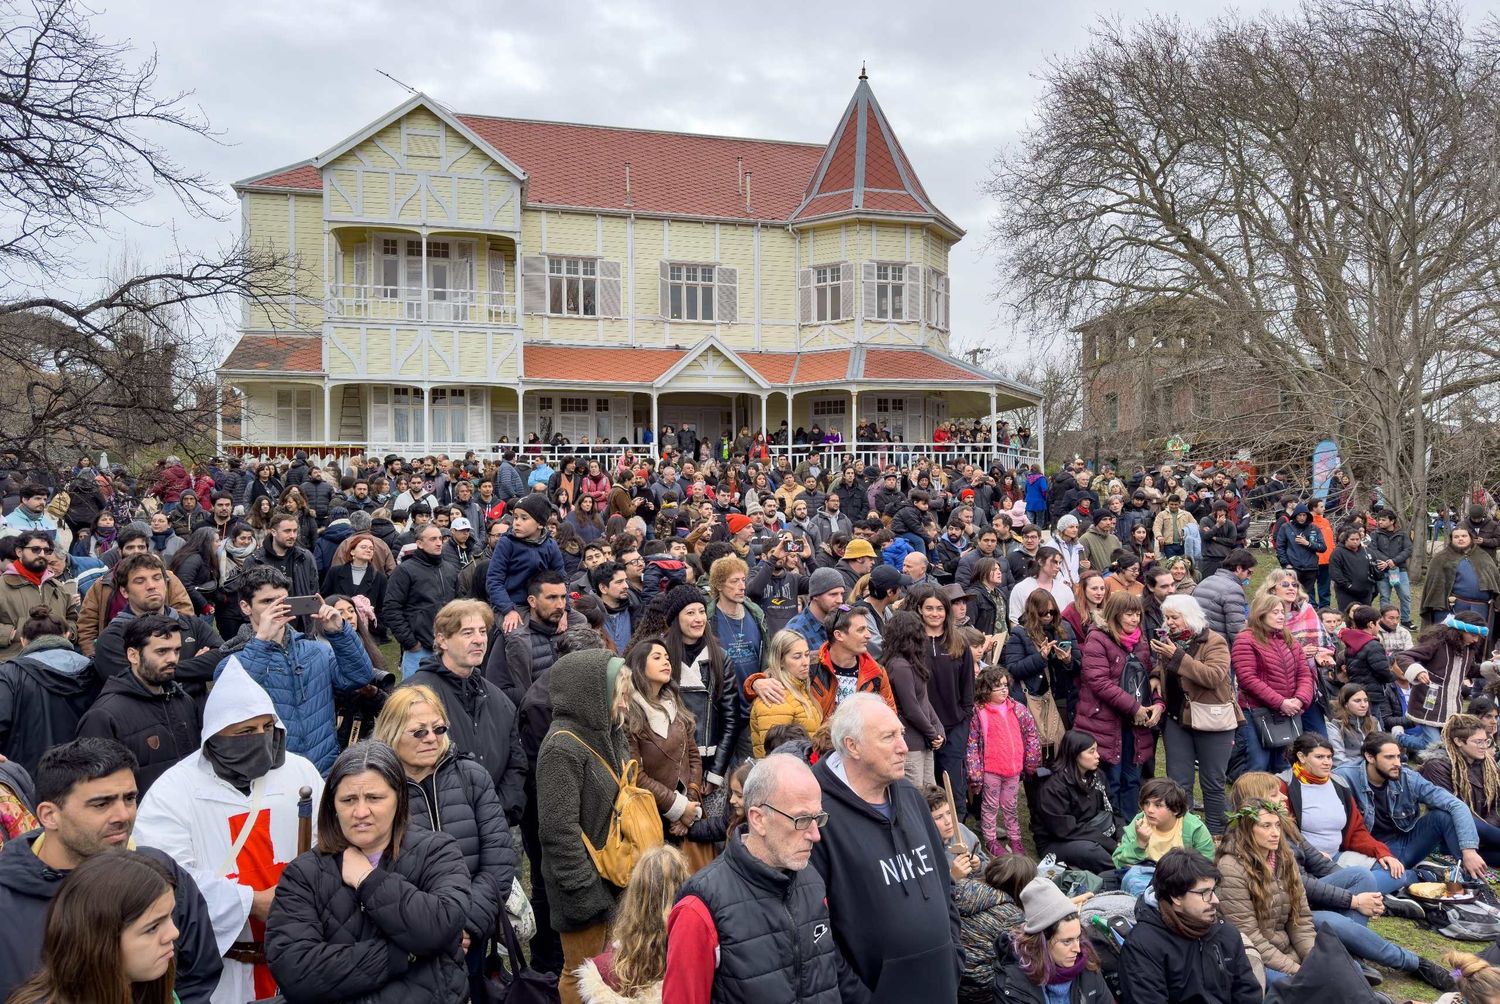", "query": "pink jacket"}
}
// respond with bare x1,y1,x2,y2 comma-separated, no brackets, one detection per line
1232,631,1314,711
965,699,1041,783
